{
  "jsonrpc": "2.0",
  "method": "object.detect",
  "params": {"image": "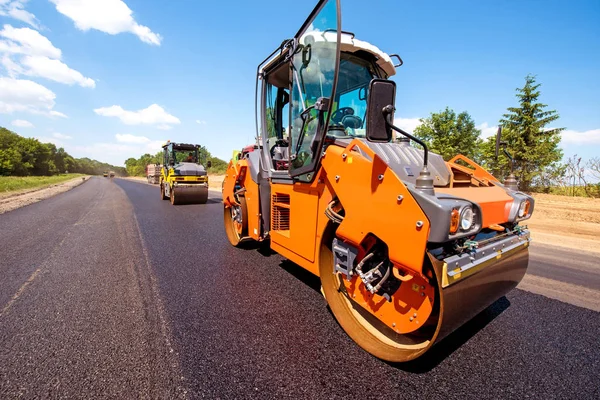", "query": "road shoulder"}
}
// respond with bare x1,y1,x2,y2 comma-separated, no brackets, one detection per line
0,176,90,215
